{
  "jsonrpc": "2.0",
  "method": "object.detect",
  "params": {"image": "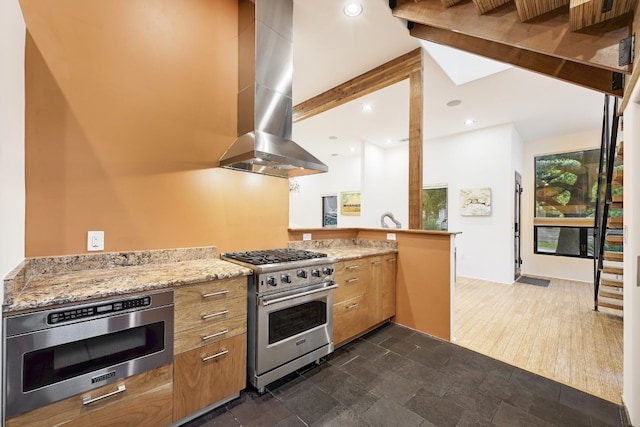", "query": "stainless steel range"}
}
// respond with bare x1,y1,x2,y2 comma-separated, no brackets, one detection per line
221,248,337,392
